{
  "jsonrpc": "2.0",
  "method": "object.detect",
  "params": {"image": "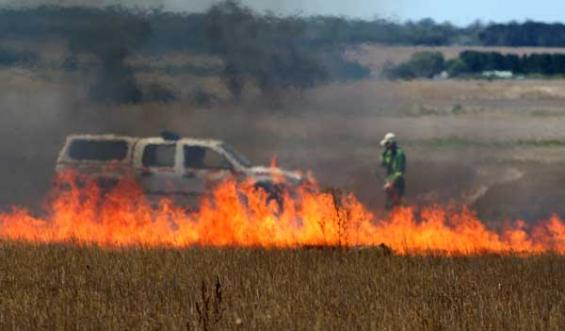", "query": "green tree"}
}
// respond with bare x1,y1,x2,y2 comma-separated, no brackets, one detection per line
385,51,445,79
446,58,470,77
